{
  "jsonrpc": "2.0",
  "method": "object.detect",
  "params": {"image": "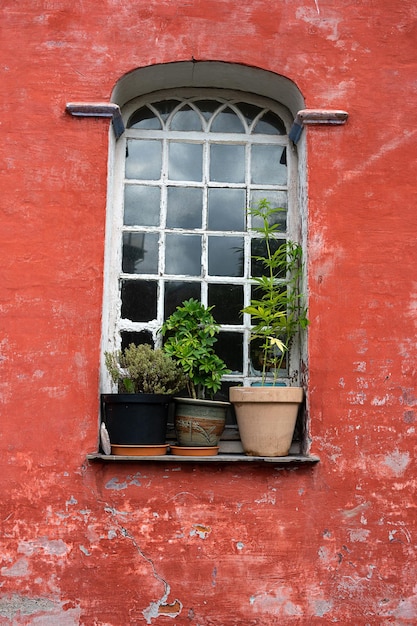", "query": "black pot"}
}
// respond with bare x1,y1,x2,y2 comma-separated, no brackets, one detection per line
101,394,172,445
